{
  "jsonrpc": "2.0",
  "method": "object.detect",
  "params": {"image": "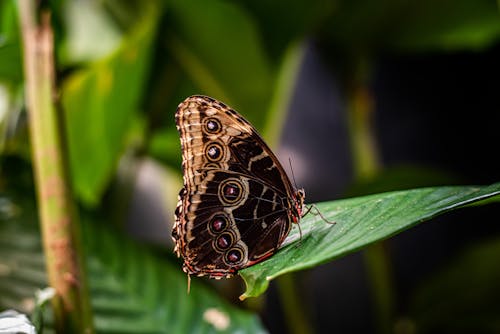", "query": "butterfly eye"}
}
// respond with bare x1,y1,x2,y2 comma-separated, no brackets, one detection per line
214,233,233,251
225,248,243,264
208,215,228,234
204,117,222,134
224,184,239,198
218,179,243,204
205,143,224,162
